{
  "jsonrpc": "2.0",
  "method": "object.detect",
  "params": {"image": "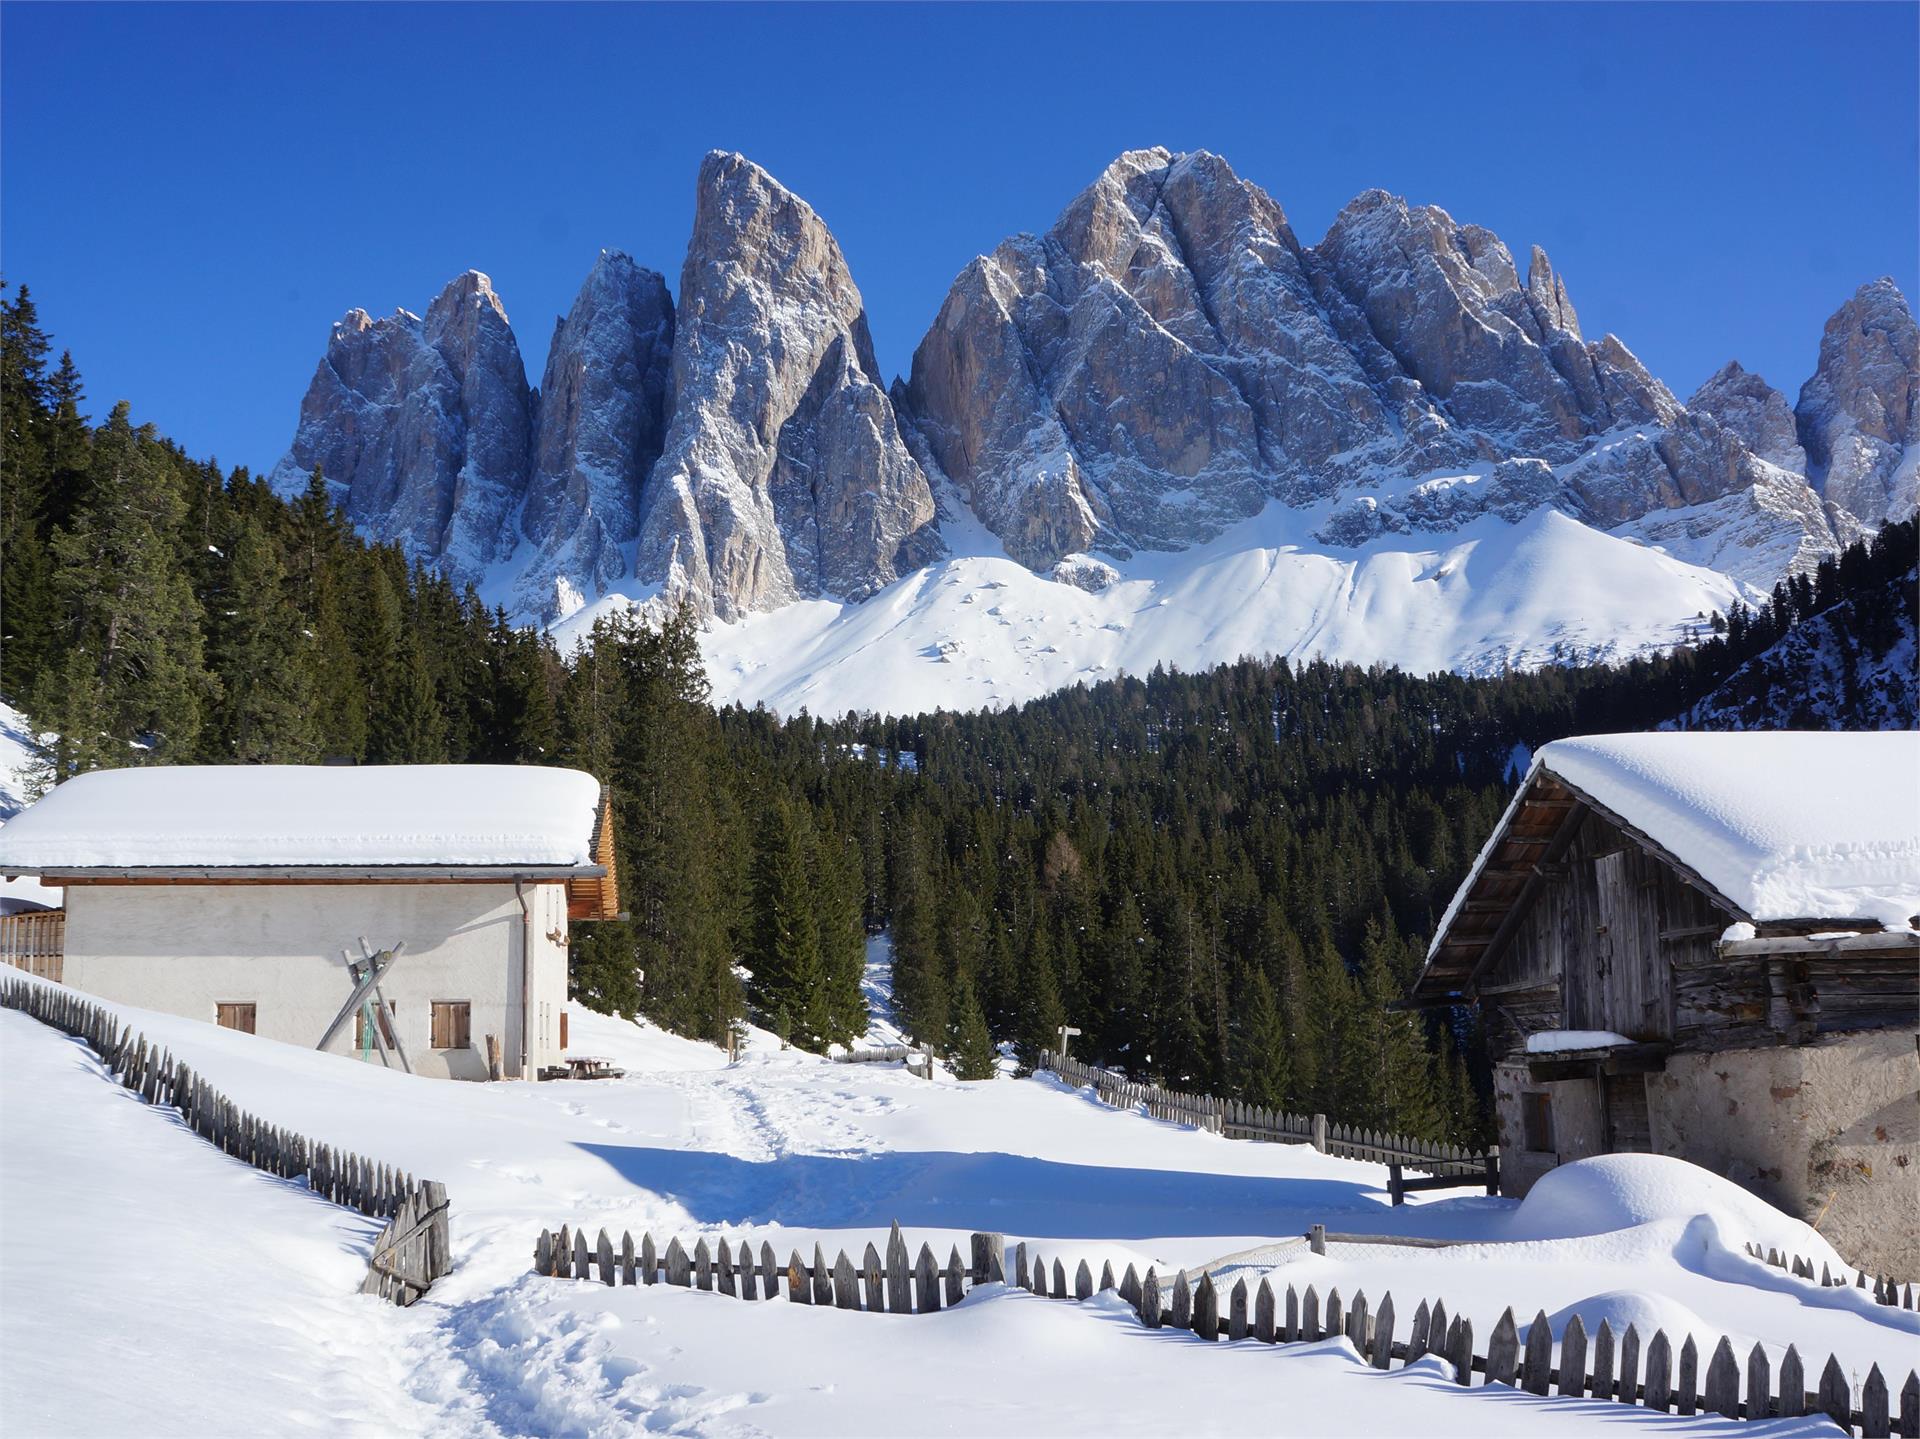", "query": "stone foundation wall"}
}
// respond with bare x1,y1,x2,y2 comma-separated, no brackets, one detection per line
1649,1030,1918,1277
1494,1031,1918,1277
